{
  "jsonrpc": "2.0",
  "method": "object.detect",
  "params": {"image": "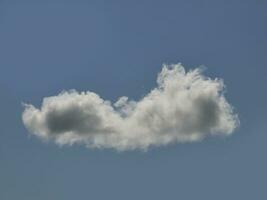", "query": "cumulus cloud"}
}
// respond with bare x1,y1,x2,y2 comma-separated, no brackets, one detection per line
22,64,239,151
